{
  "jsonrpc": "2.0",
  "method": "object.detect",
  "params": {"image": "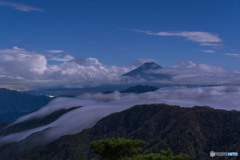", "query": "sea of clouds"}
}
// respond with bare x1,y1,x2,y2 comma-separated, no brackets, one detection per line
1,85,240,147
